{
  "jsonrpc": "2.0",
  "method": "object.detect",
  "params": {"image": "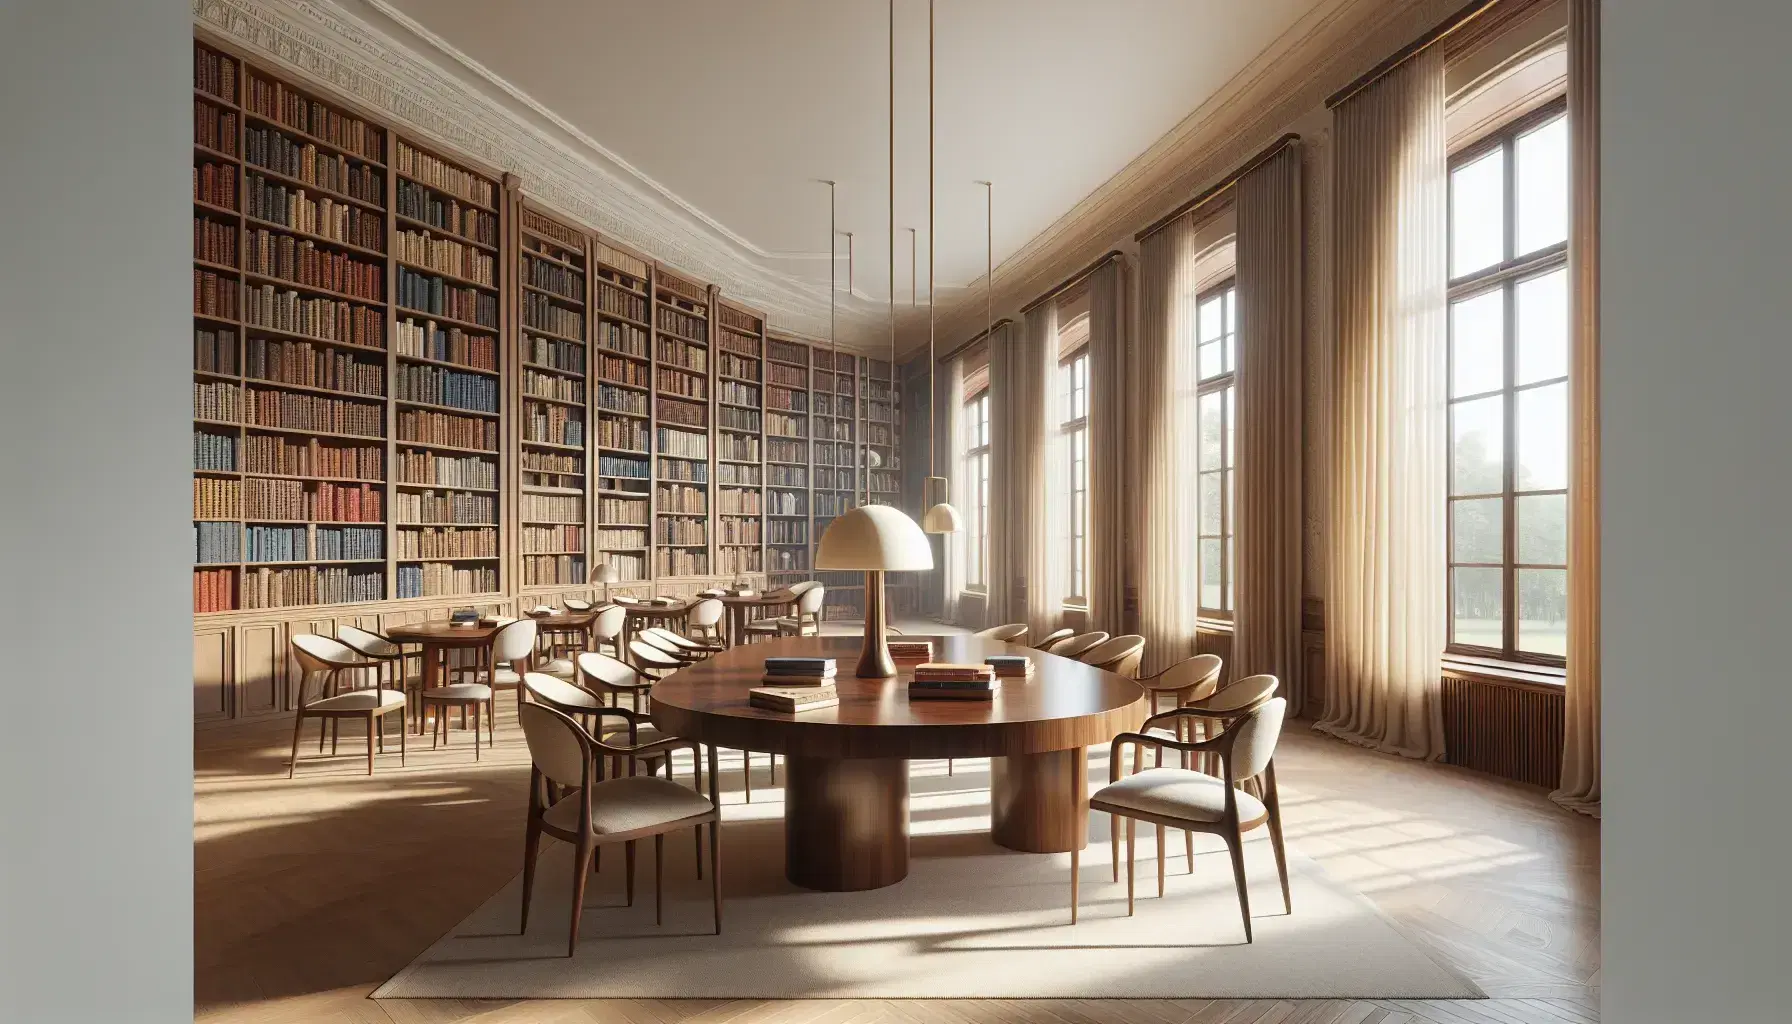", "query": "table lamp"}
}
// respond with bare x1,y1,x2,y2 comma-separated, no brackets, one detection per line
815,504,934,677
590,562,619,604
